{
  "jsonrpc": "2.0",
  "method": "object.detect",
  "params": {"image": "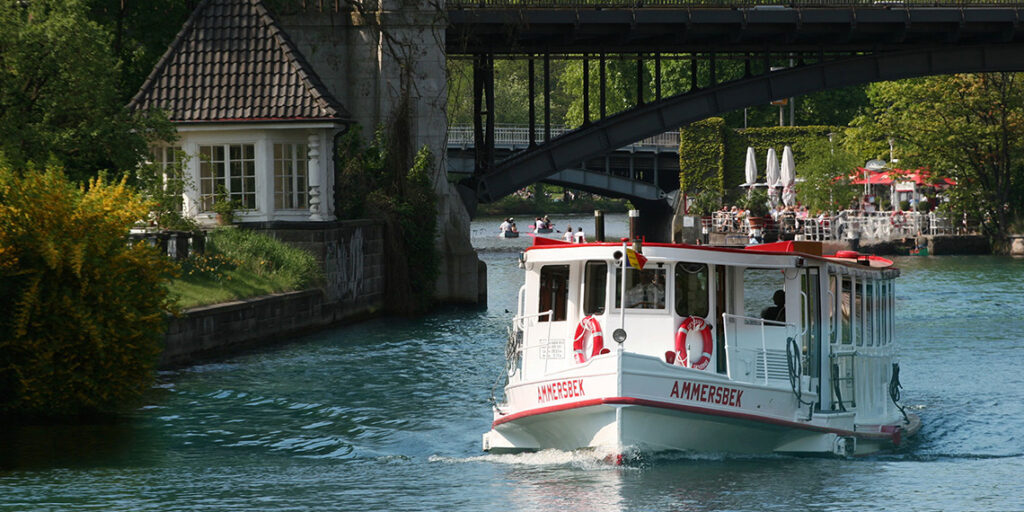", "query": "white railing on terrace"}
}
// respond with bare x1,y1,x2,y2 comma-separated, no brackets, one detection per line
701,209,975,242
447,124,680,149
